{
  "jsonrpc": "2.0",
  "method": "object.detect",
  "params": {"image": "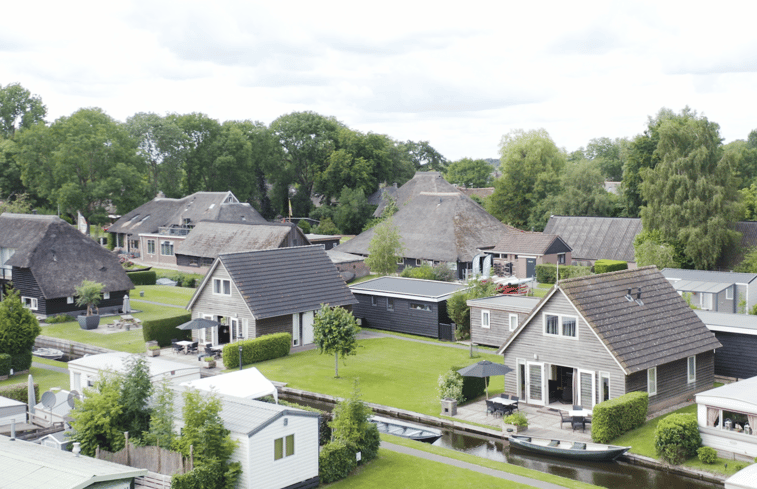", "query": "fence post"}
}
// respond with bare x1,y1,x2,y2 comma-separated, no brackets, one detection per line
96,445,100,459
190,445,194,472
124,432,130,466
